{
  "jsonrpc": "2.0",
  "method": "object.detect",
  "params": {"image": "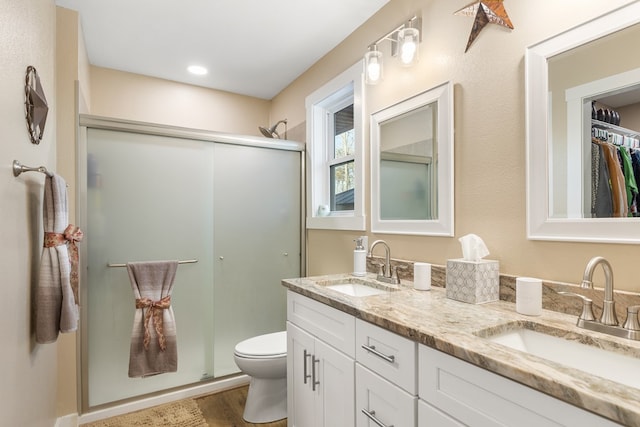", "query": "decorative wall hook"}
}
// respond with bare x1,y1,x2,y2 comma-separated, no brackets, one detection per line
25,66,49,145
